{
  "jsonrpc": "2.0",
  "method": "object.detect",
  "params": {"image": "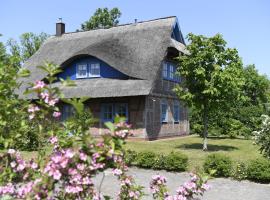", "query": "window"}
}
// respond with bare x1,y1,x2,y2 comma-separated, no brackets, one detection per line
89,63,100,77
76,64,88,78
101,104,113,122
169,64,174,79
61,104,75,121
163,62,180,82
115,103,128,119
101,103,128,122
162,63,168,78
173,101,180,123
161,100,168,123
